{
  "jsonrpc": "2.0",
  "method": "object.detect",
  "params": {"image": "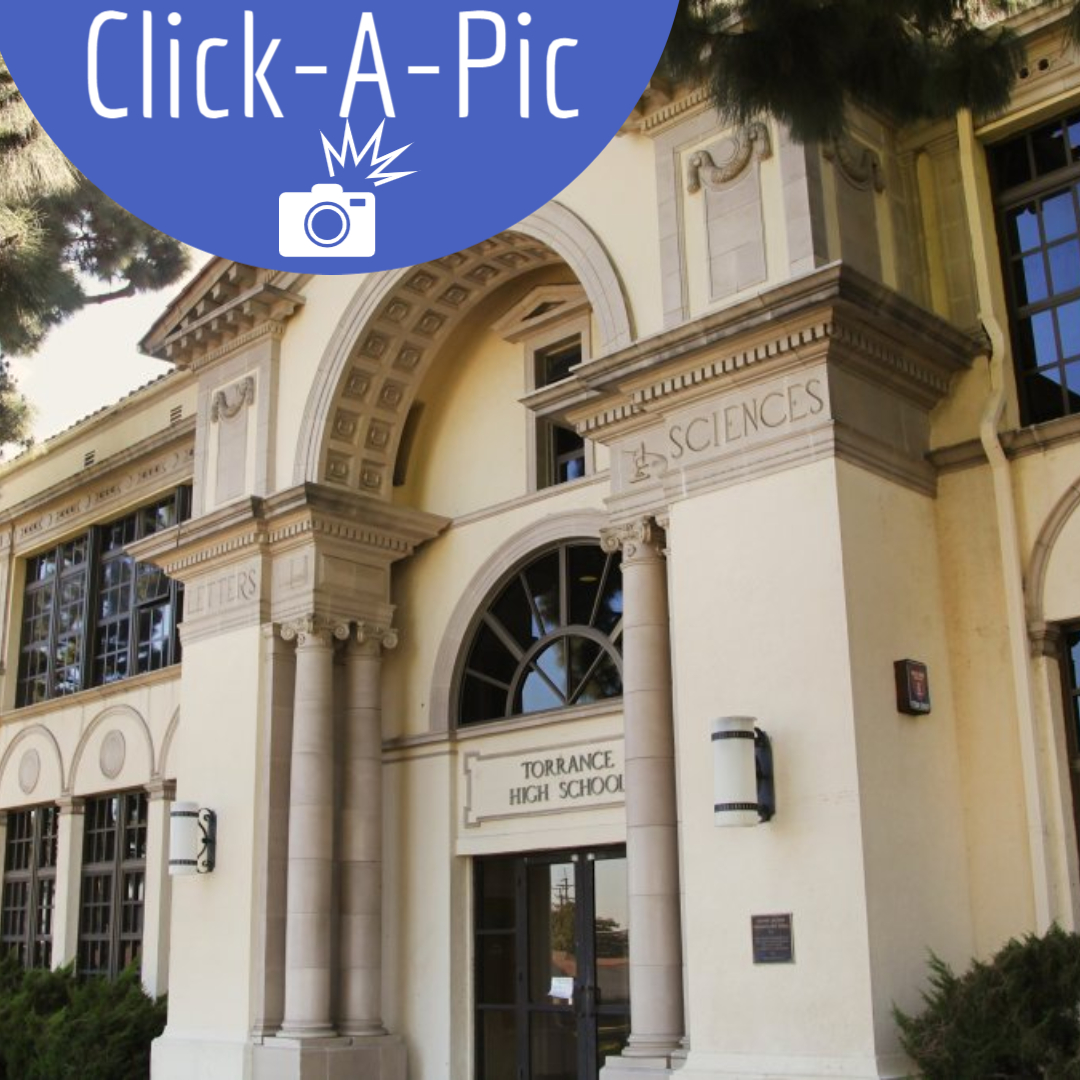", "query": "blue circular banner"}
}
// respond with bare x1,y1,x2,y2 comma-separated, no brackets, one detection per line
2,1,677,272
